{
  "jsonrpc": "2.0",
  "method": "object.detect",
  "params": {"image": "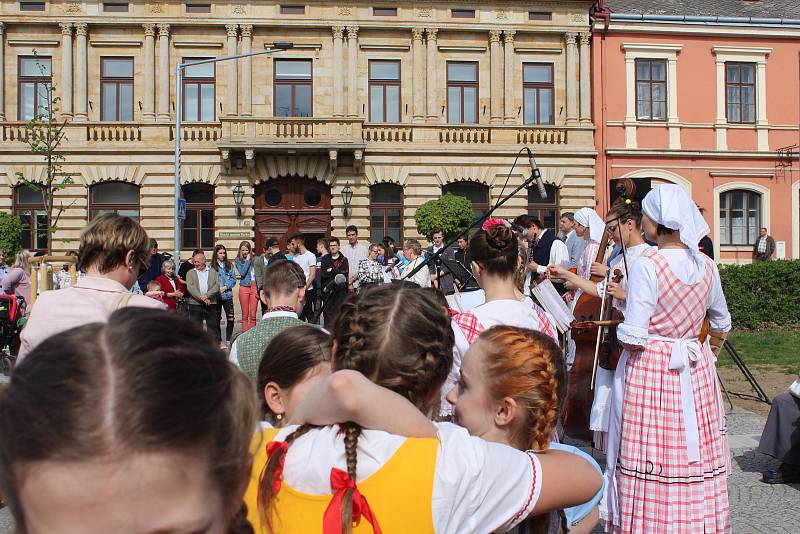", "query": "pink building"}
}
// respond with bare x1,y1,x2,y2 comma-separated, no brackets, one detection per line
593,0,800,262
